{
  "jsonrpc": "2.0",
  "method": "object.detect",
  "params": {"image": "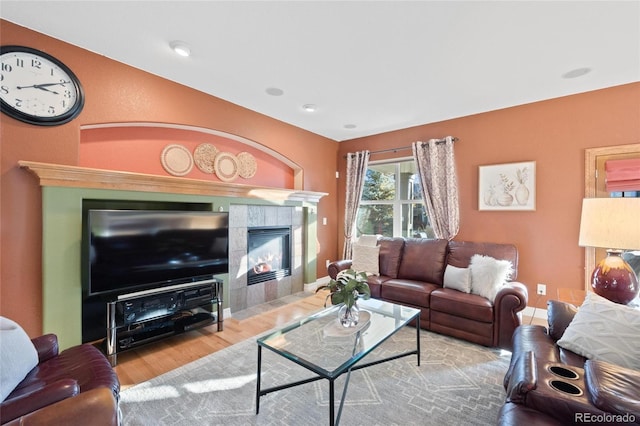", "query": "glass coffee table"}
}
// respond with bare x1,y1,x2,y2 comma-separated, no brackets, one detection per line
256,298,420,425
